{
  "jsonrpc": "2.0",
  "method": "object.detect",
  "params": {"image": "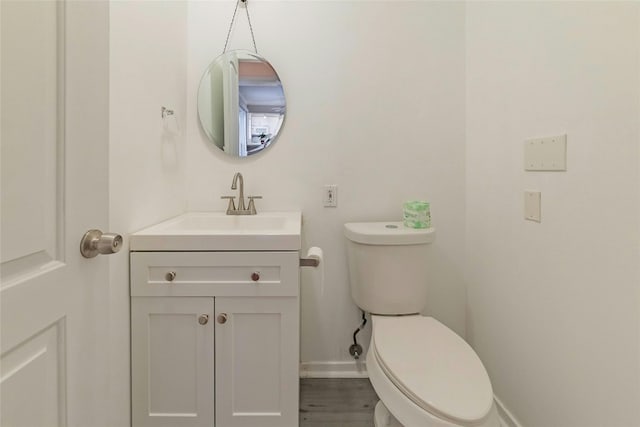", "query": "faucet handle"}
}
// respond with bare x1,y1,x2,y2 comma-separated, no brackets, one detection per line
247,196,262,215
221,196,236,214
